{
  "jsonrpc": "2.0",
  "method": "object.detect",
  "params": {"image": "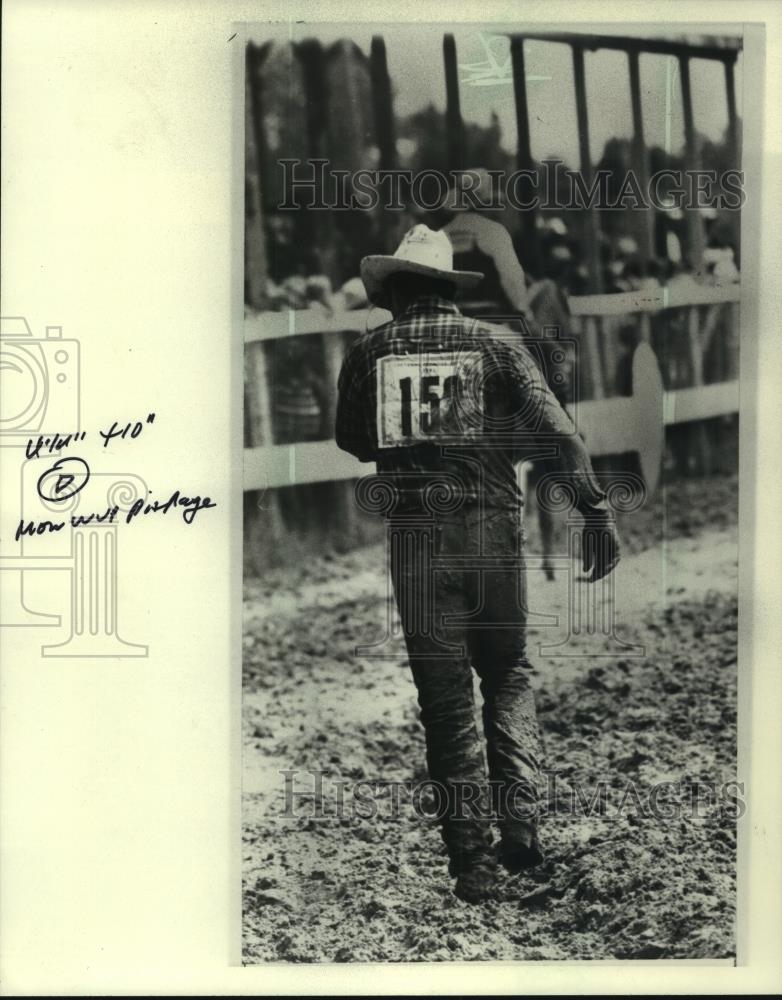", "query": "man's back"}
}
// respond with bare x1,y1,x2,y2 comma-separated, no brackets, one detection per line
334,228,619,903
336,295,601,511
